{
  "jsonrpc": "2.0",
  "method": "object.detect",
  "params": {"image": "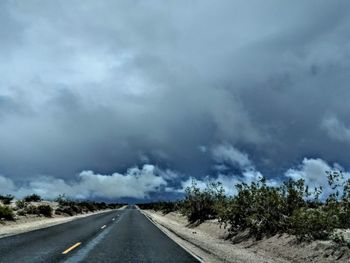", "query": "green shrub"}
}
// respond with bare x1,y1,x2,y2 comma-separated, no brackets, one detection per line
222,179,286,239
108,203,123,209
54,195,114,216
0,195,14,205
0,205,14,220
16,209,26,216
16,200,27,209
37,205,53,217
157,202,179,214
25,205,38,214
181,181,226,224
138,172,350,242
55,194,70,206
55,206,75,216
137,201,180,214
71,205,82,214
290,207,338,241
78,201,97,212
94,202,107,210
24,194,42,202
